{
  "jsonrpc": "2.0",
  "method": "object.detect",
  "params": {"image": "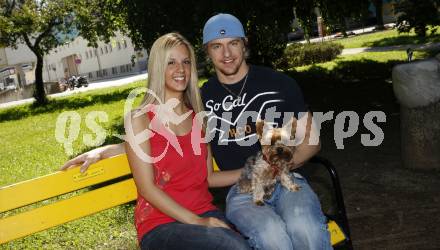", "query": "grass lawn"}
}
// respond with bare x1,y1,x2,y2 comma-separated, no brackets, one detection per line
295,50,433,72
334,27,440,49
0,81,145,249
